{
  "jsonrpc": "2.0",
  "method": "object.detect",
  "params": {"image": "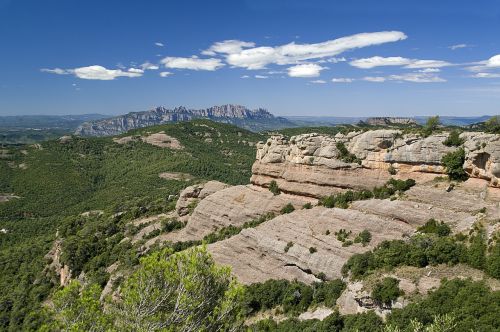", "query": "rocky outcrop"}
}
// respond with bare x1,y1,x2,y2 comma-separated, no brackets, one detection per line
364,117,417,126
75,104,294,136
251,130,500,195
175,181,230,217
44,238,71,287
208,207,414,284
